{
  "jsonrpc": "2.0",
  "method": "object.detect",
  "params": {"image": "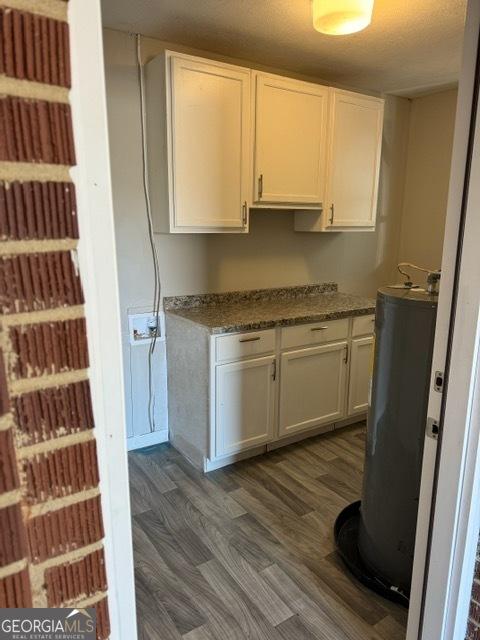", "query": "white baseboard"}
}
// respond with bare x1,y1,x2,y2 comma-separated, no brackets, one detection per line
170,433,205,470
267,422,334,451
204,444,267,471
334,413,367,429
127,428,168,451
204,414,368,471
